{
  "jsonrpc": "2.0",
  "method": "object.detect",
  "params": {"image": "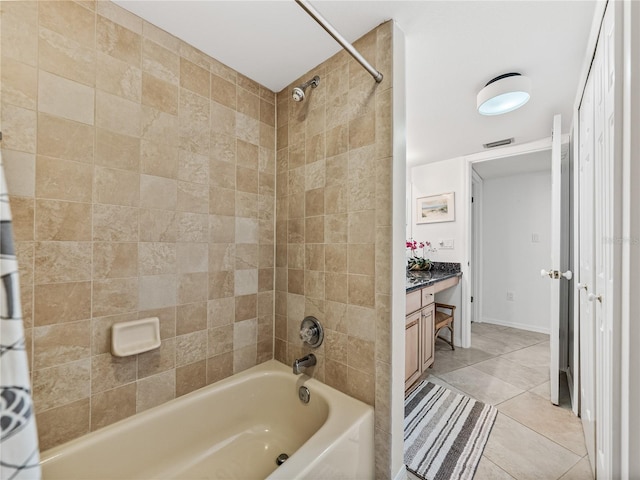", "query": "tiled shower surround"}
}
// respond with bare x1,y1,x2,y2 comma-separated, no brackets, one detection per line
1,2,394,476
274,23,394,478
